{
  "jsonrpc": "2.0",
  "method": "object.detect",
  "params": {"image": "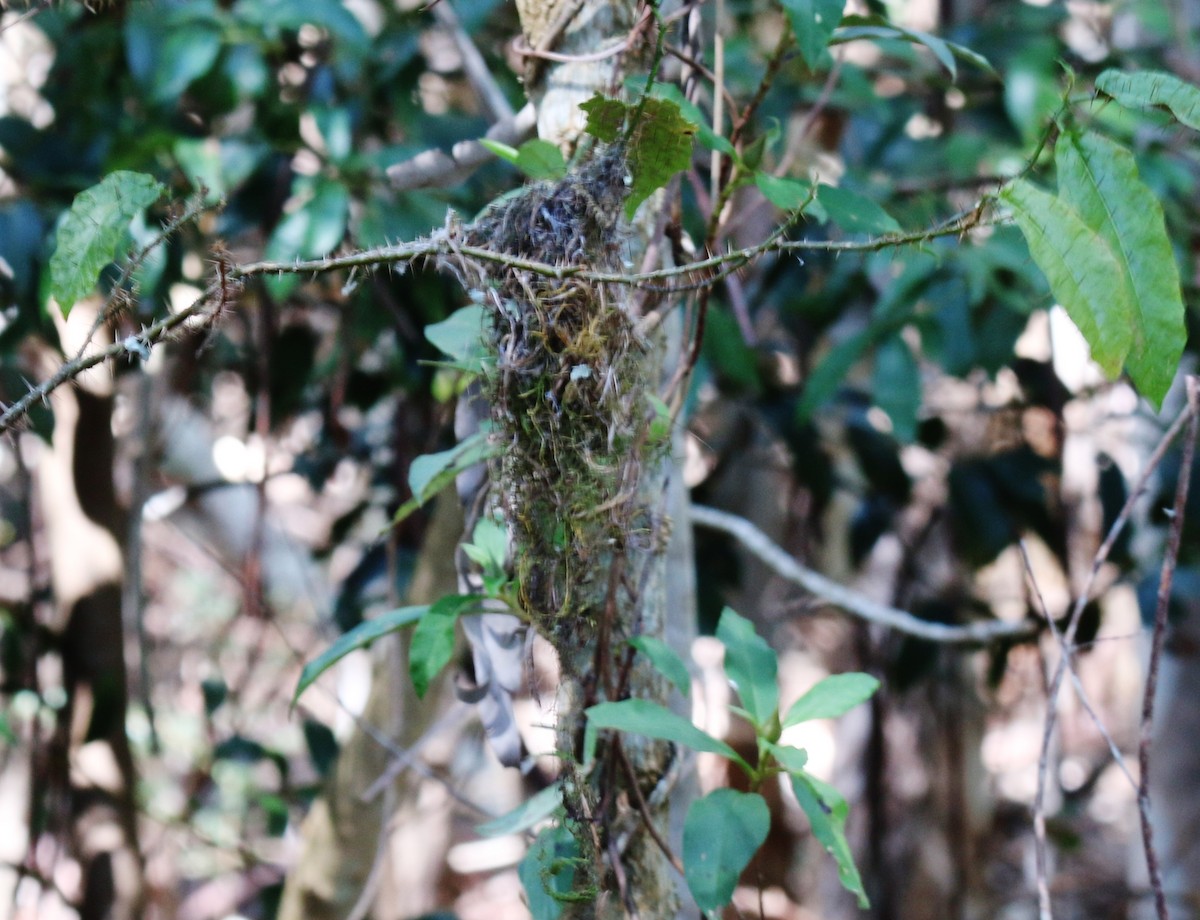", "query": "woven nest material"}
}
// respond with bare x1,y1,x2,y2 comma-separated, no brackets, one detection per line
446,146,655,628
